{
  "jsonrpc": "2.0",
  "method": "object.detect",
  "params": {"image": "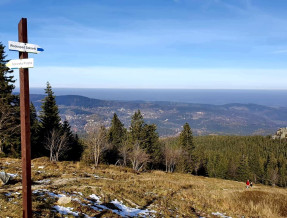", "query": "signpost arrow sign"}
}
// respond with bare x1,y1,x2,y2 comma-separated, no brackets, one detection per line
6,58,34,69
8,41,44,54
